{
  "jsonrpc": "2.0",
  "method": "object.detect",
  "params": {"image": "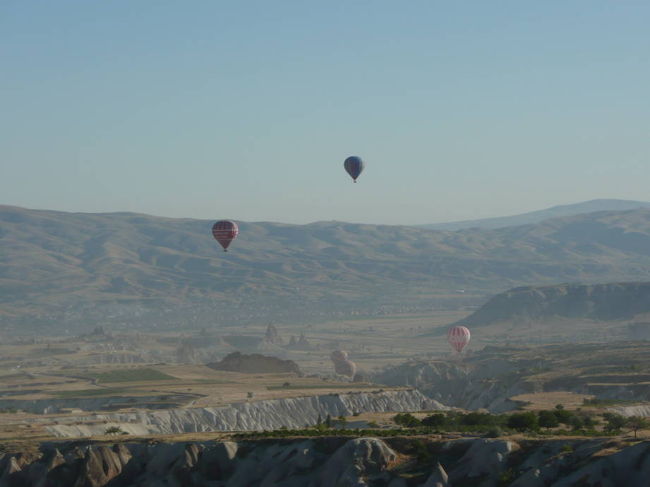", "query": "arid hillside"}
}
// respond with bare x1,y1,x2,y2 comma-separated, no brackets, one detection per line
457,282,650,327
4,205,650,330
